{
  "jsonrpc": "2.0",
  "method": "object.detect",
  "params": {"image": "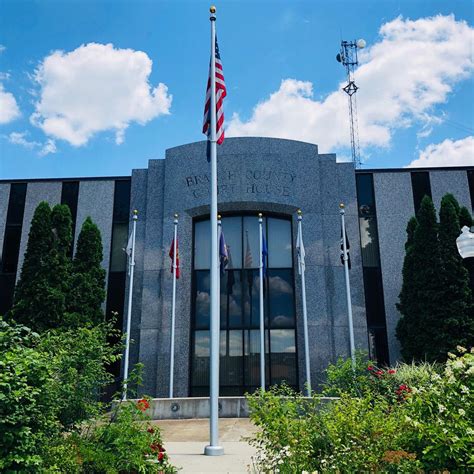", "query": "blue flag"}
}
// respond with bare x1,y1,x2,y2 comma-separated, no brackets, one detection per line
261,229,268,276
